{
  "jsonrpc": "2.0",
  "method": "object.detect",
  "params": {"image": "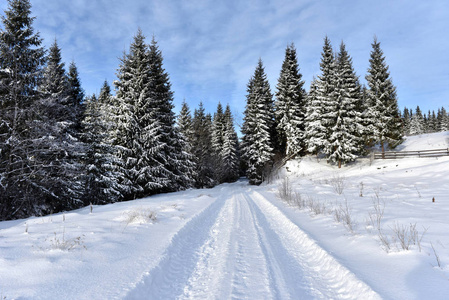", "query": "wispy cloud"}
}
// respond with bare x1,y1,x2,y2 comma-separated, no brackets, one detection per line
2,0,448,116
